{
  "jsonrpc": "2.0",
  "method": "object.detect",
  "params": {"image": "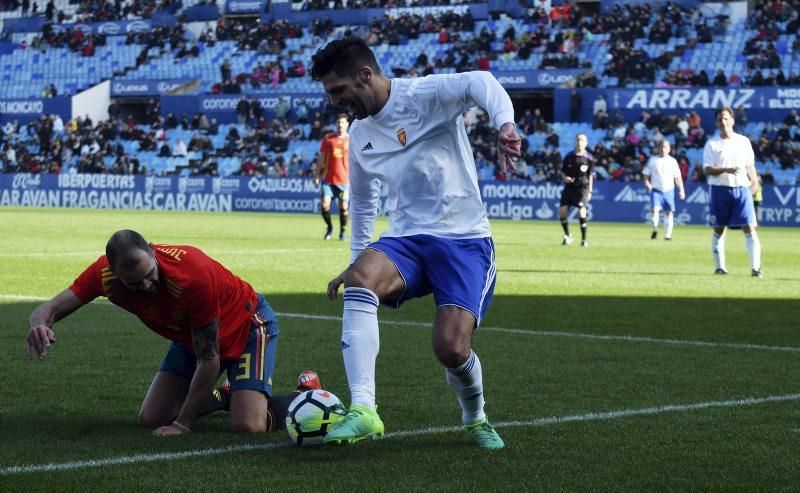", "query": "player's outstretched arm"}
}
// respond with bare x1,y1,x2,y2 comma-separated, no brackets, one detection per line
154,318,221,436
26,288,84,360
497,122,521,174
